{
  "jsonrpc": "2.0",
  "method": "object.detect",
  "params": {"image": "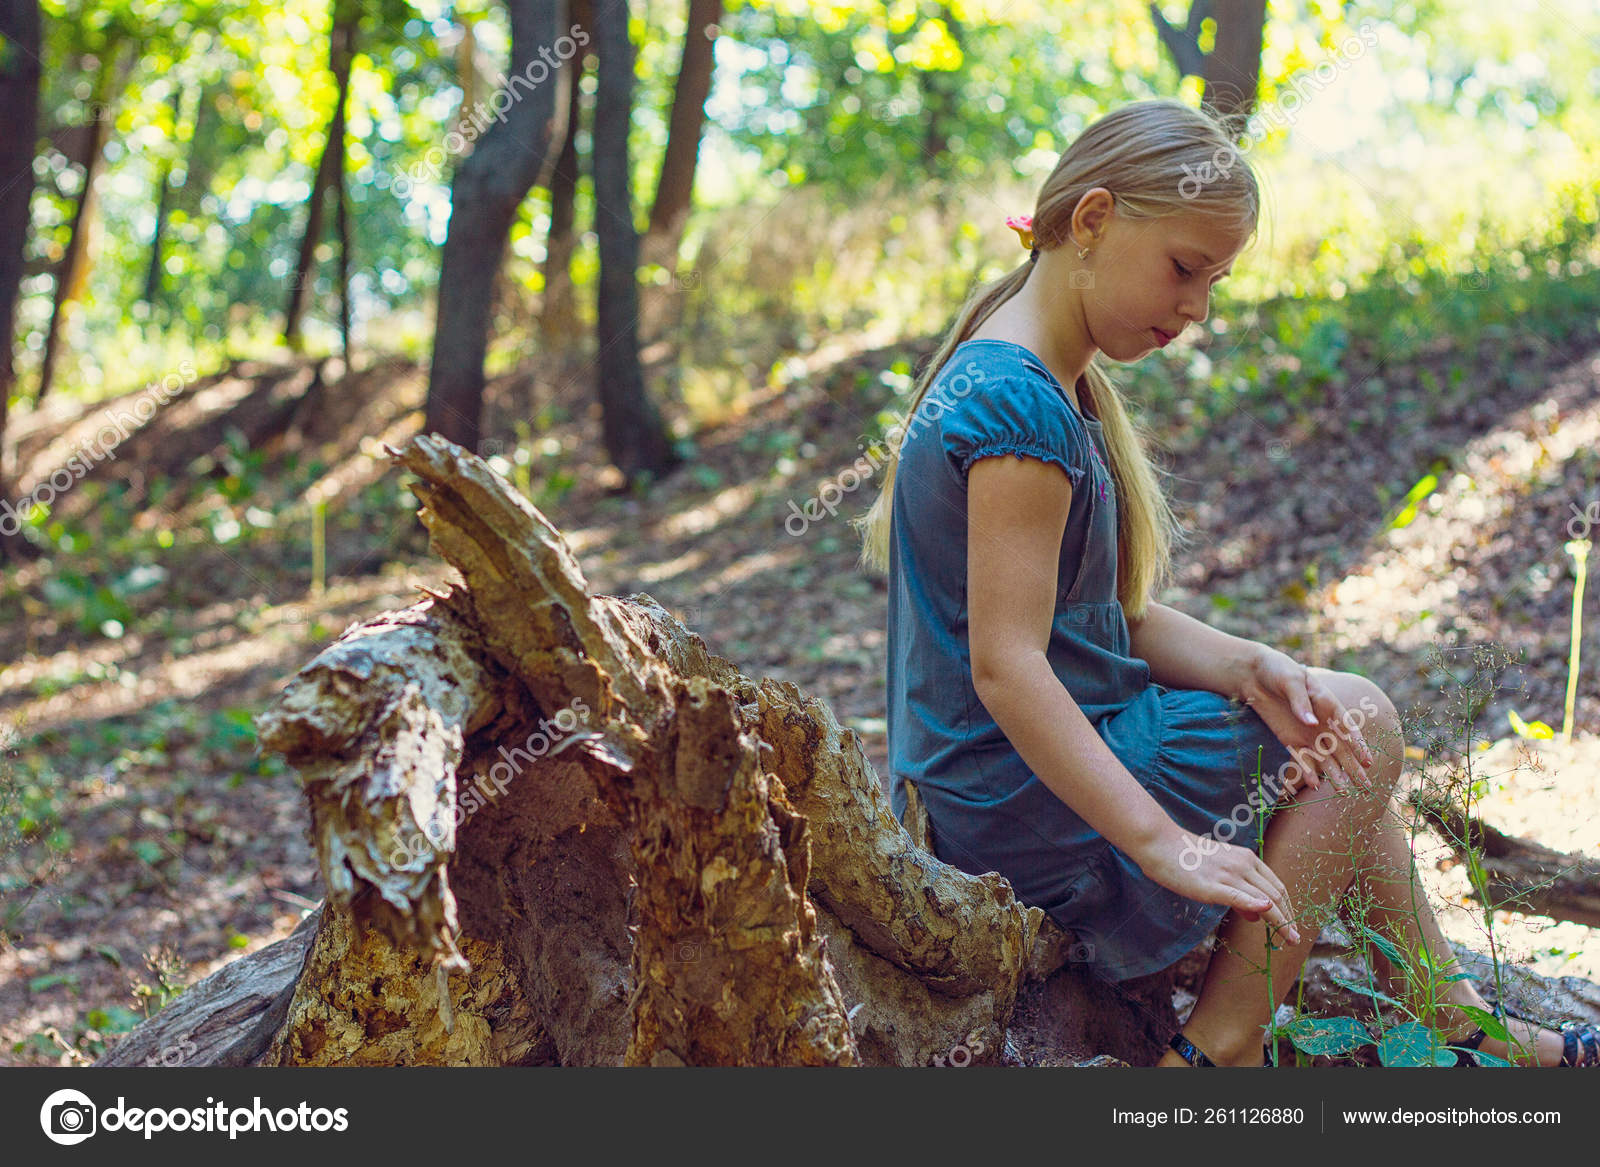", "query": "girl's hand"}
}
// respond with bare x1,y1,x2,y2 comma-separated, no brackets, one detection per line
1133,826,1302,945
1237,648,1375,795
